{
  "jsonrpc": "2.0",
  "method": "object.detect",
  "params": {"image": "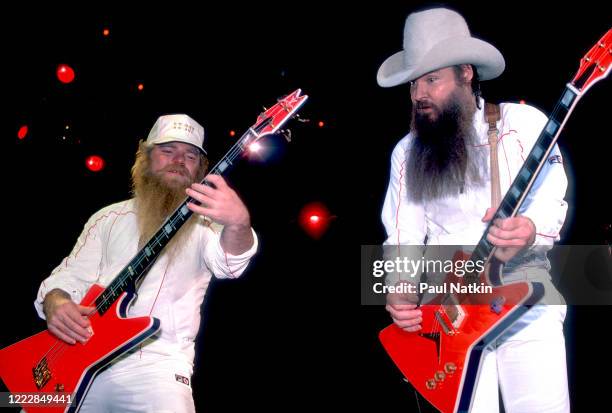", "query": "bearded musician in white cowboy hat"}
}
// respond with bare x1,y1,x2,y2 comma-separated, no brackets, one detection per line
379,7,570,413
